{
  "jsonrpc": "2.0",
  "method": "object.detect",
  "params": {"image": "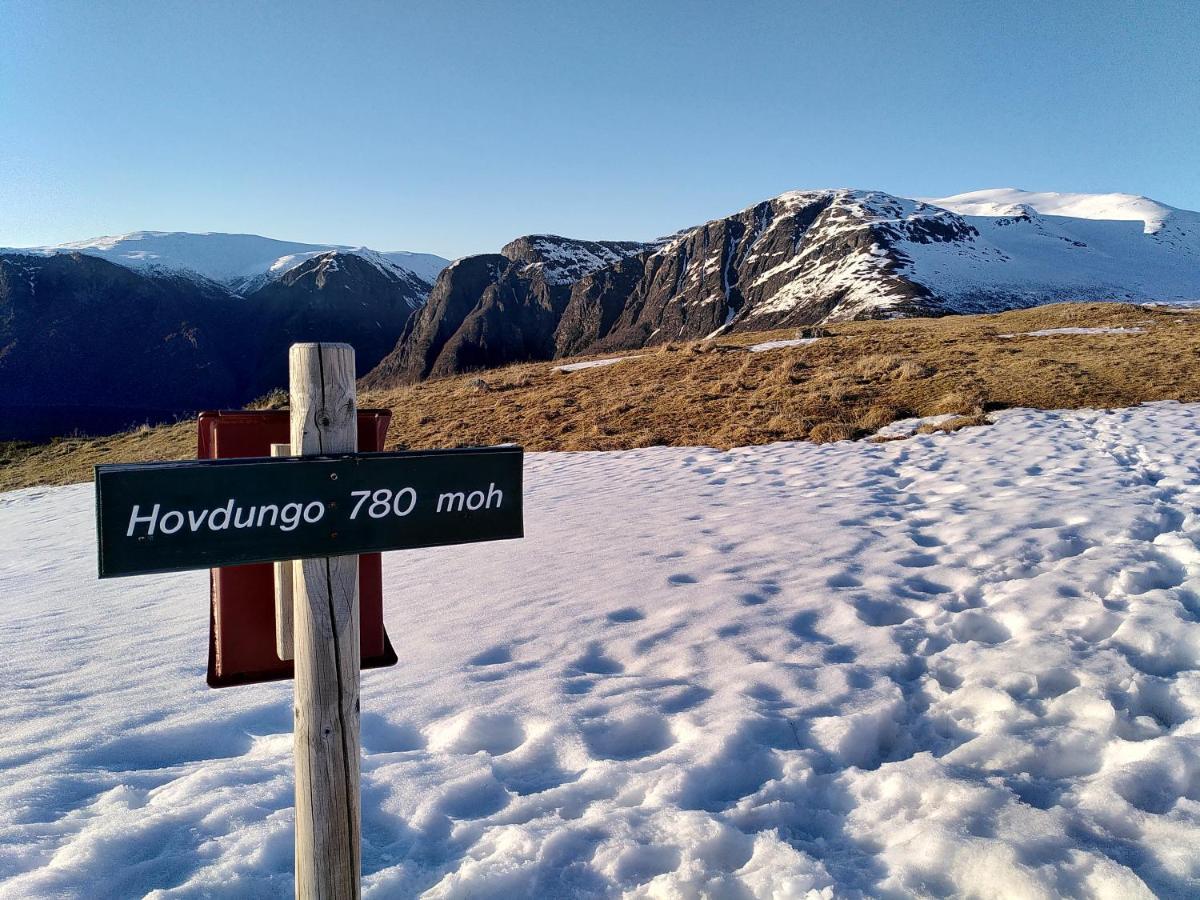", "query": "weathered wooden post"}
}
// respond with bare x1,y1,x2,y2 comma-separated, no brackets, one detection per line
288,343,361,898
271,442,295,662
94,341,524,896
